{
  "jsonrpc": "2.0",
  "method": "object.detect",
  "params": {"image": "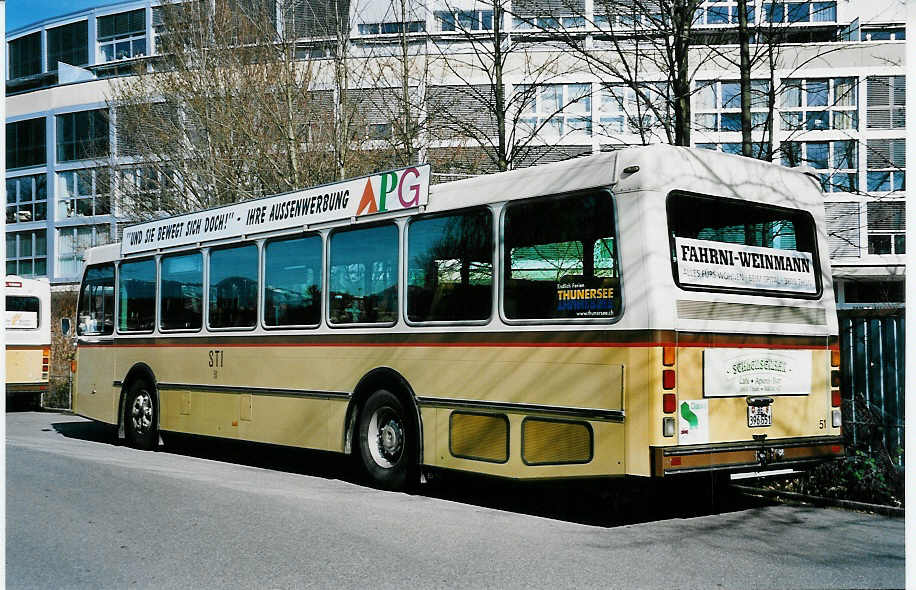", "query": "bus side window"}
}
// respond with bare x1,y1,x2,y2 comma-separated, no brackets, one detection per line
209,244,258,329
329,224,398,325
503,192,620,321
78,263,115,336
264,235,322,327
118,259,156,332
160,252,202,331
407,208,493,323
